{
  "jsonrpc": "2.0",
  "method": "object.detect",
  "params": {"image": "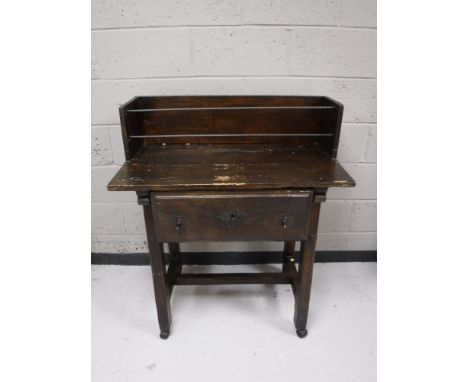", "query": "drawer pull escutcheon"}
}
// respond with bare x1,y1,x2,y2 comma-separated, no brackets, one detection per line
281,215,289,229
216,211,243,224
